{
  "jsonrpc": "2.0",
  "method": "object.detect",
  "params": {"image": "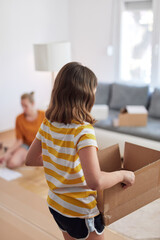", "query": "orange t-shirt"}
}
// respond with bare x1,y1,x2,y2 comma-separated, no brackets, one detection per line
15,110,45,146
